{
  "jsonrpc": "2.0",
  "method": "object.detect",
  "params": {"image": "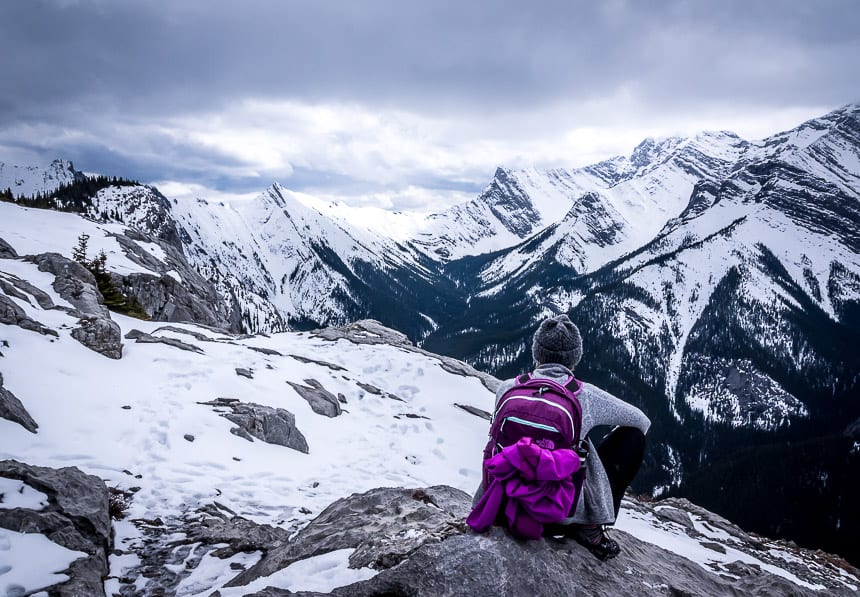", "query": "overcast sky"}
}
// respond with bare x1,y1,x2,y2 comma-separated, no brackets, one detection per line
1,0,858,211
